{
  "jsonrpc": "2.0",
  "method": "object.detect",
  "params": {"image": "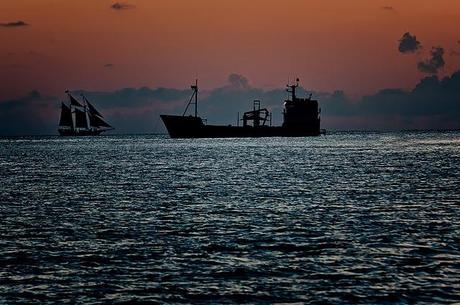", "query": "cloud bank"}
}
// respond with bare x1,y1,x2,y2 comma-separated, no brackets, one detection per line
1,72,460,135
0,91,55,135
